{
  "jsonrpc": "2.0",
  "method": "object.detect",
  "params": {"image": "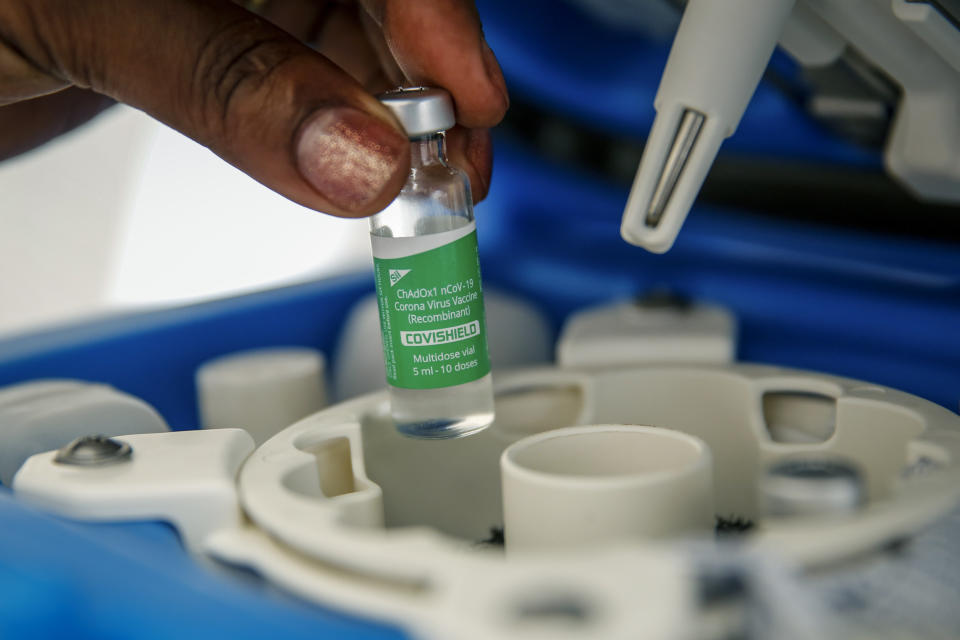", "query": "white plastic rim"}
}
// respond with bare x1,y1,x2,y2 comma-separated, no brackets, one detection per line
501,425,714,552
234,363,960,604
207,364,960,638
